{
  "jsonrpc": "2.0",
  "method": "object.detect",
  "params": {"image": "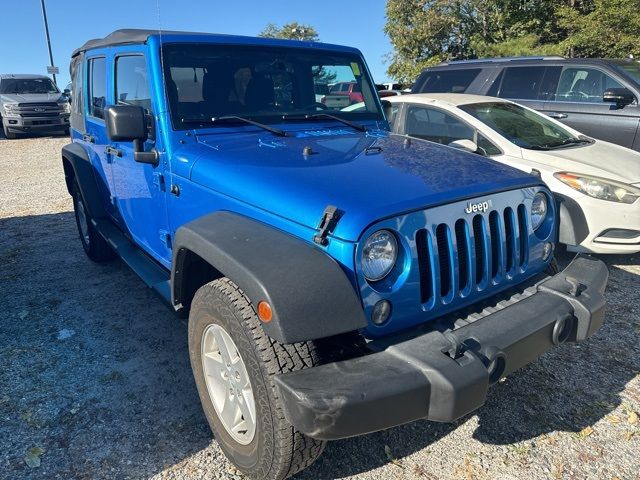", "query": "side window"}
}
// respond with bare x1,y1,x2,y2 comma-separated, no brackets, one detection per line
88,57,106,119
476,133,501,156
496,66,546,100
69,56,86,133
386,104,400,129
555,67,624,103
405,105,474,145
115,55,151,111
418,69,481,93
